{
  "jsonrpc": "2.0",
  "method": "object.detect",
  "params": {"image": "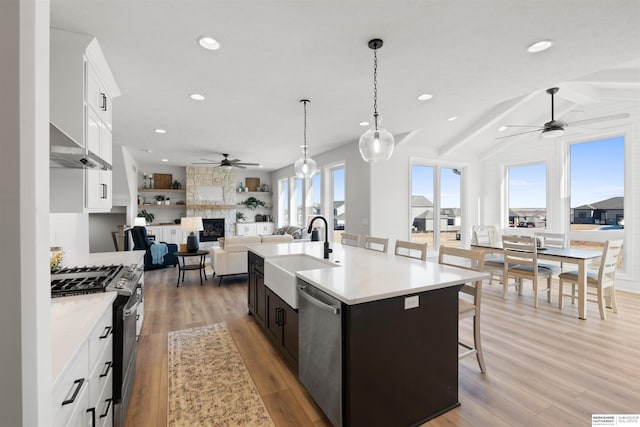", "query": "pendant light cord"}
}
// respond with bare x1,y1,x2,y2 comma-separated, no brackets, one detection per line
373,46,379,130
302,100,308,160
